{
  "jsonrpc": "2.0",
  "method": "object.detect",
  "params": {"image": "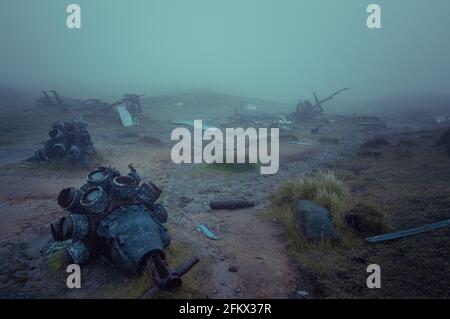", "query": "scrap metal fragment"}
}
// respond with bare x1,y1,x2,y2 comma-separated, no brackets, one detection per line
366,218,450,244
196,224,220,240
209,200,255,210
